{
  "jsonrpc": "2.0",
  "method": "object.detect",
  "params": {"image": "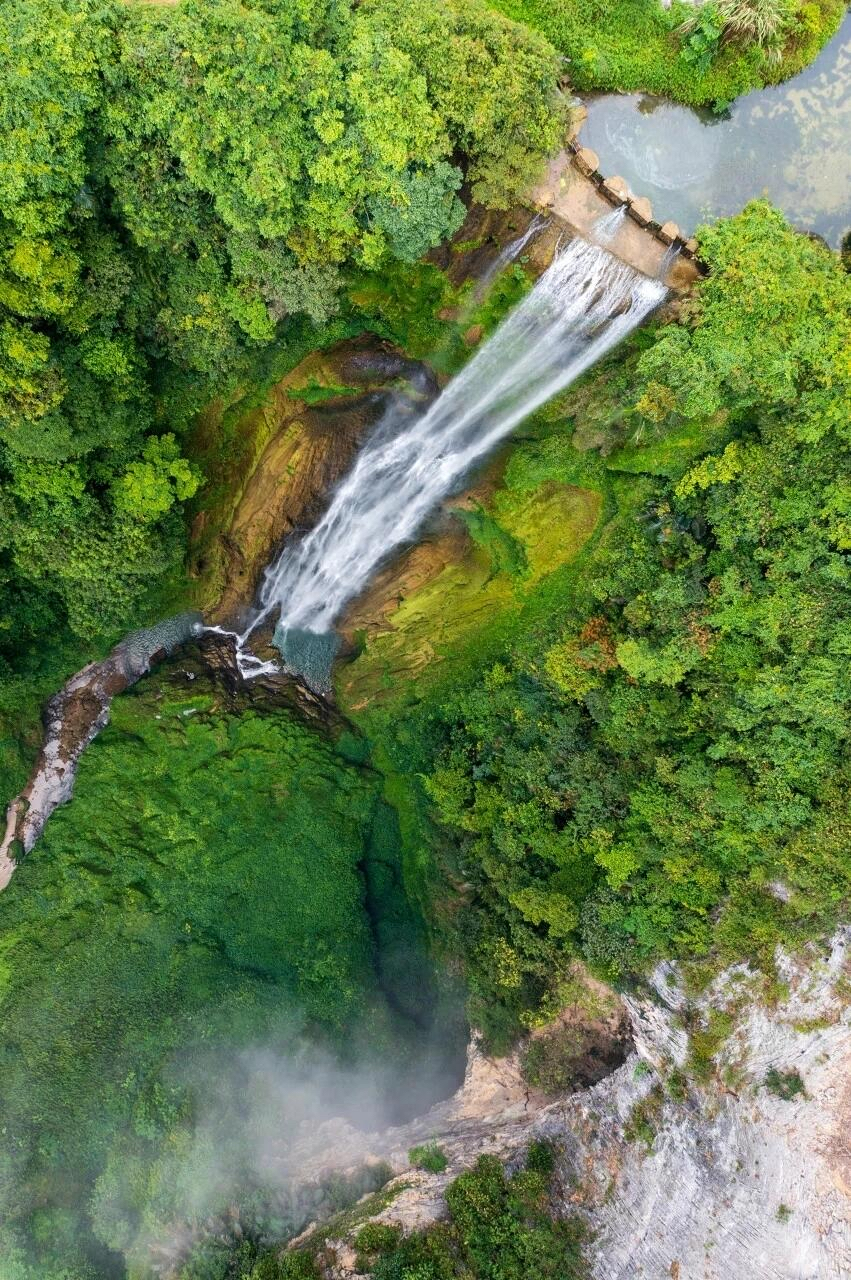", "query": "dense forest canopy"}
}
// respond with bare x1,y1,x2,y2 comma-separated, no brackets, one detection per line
407,204,851,1041
1,0,850,1278
0,0,563,651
